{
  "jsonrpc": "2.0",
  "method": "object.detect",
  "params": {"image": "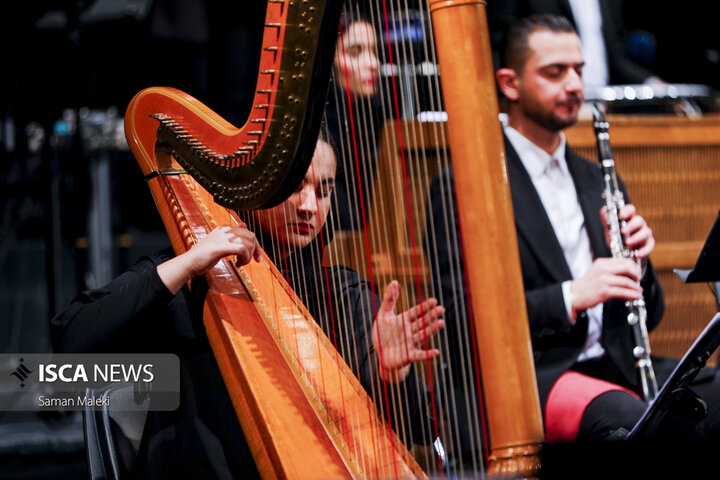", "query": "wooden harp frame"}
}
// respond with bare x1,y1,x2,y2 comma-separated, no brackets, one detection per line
428,0,544,472
124,0,544,477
